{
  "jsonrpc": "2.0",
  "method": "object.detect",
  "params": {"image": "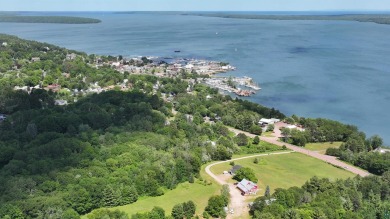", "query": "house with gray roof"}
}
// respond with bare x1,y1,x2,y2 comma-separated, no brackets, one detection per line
228,165,242,175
